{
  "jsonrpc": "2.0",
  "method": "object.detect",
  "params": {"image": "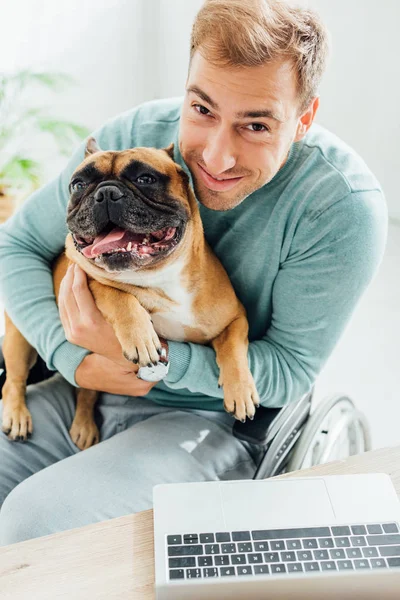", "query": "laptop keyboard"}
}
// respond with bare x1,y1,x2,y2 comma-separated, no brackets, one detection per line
166,522,400,580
